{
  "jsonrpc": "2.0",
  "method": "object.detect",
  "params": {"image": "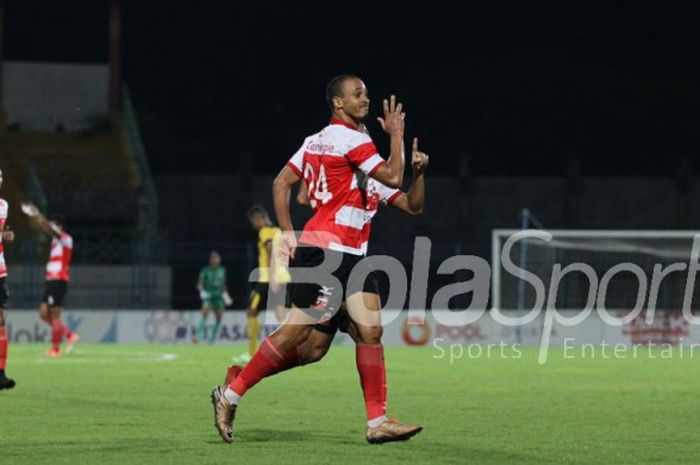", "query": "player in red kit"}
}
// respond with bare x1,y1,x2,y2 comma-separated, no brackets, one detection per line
212,75,427,444
224,136,429,430
21,203,78,357
0,169,16,390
